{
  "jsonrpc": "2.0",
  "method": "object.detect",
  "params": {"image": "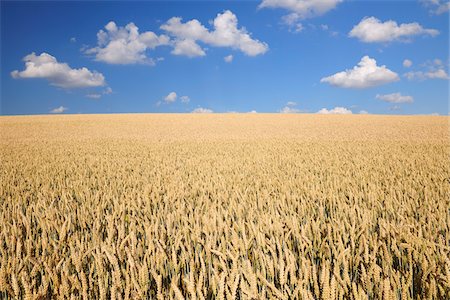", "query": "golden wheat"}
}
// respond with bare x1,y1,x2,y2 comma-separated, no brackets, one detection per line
0,114,449,299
